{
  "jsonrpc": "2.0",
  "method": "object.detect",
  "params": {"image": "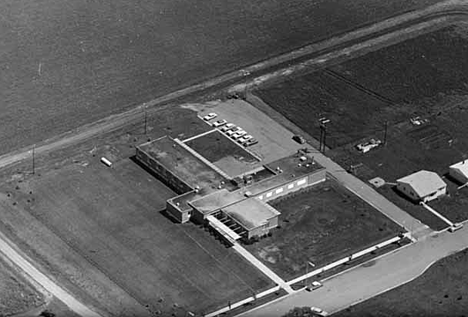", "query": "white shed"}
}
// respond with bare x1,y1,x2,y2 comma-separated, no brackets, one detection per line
449,161,468,185
396,170,447,203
